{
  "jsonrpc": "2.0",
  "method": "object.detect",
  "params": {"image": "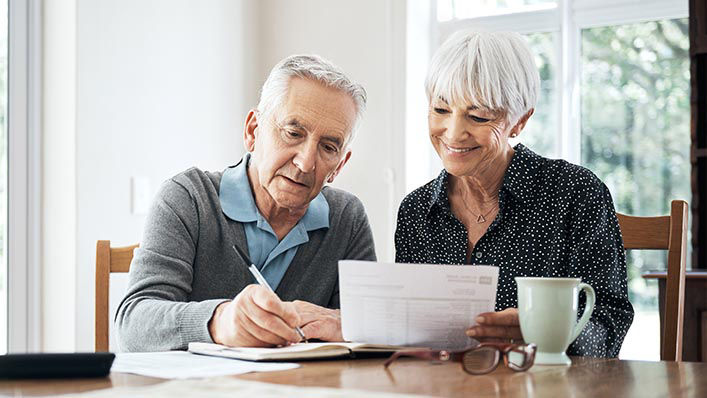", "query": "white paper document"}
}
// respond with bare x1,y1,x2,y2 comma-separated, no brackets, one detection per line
111,351,299,379
339,260,499,350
